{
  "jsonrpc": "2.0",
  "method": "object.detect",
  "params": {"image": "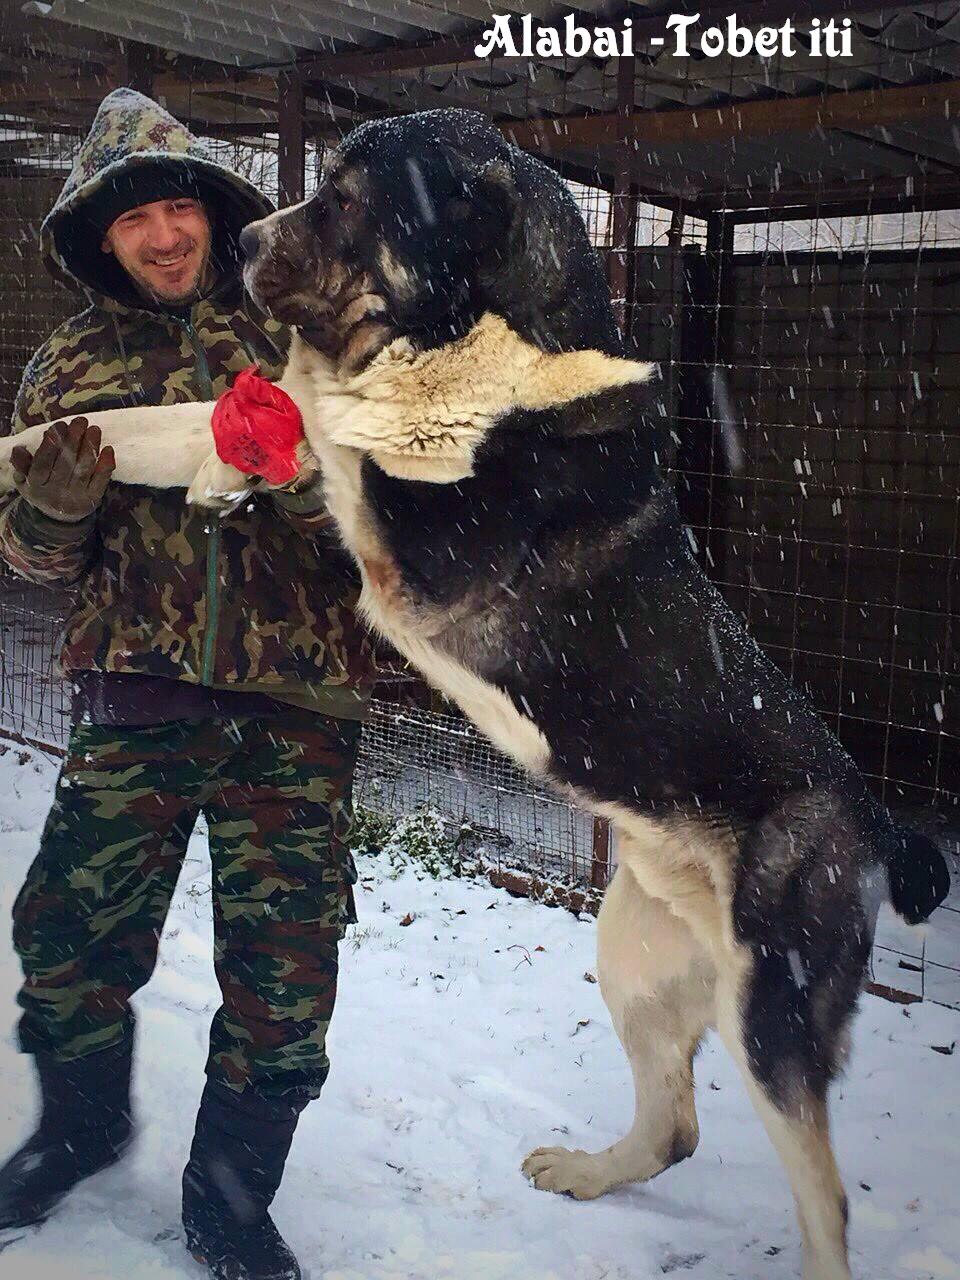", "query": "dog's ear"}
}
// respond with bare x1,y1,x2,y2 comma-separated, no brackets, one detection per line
440,150,518,250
